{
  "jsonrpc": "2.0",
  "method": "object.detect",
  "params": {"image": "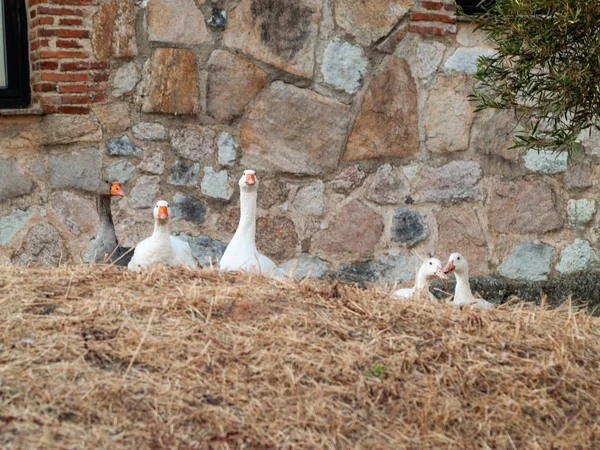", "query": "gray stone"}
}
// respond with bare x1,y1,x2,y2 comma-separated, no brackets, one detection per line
129,175,160,208
168,161,200,186
13,224,66,267
578,126,600,156
391,208,427,246
200,167,233,200
470,108,519,161
444,47,496,75
498,243,554,281
171,126,215,162
172,193,207,224
415,41,446,79
563,164,593,190
568,199,596,227
339,253,418,284
48,148,102,192
106,136,142,156
139,150,165,175
0,209,33,246
293,181,325,216
28,159,45,176
106,160,136,183
0,158,34,201
132,122,166,141
112,61,139,97
177,233,226,267
49,191,99,236
523,150,568,173
366,163,404,205
329,165,366,193
321,40,368,94
556,239,596,274
413,161,482,203
217,132,237,167
279,254,330,278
